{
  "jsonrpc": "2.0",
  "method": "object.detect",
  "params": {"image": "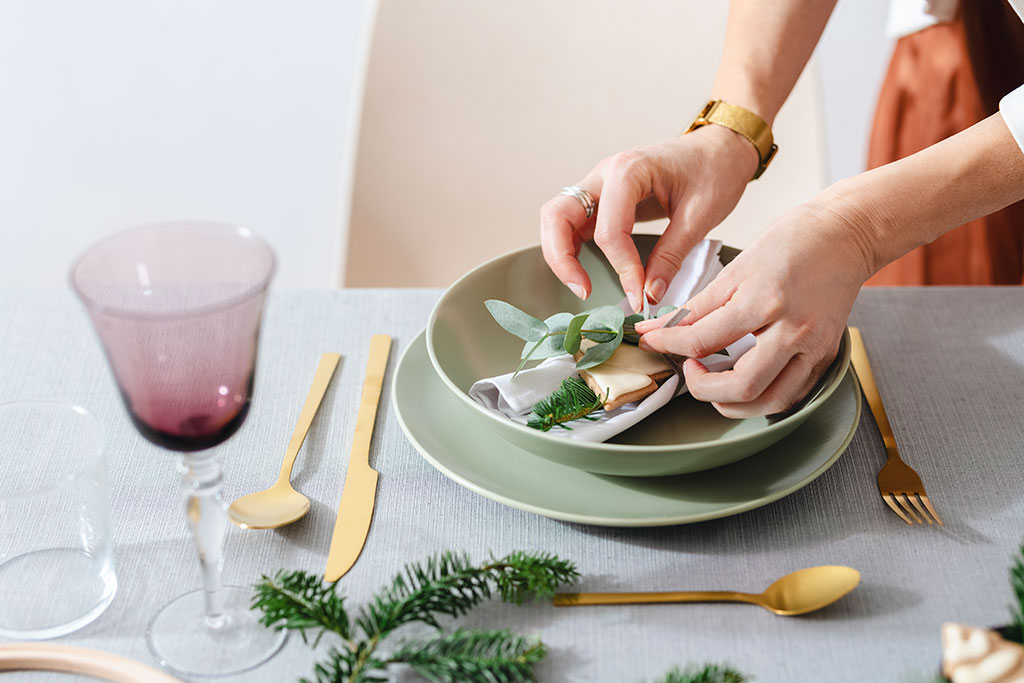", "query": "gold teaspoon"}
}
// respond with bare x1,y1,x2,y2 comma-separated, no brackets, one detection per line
553,565,860,616
229,352,340,529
